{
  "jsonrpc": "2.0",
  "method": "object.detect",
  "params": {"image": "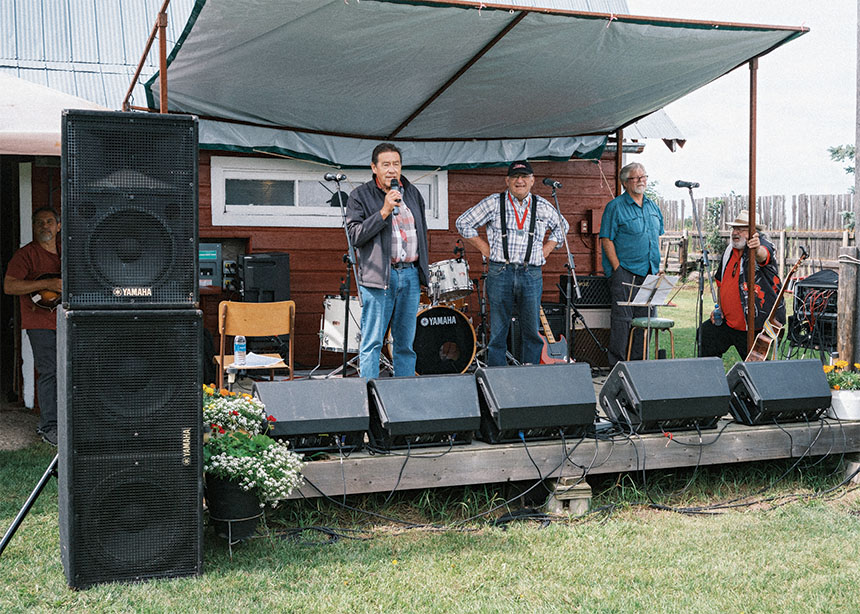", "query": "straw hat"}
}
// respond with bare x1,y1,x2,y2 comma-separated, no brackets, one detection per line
726,209,763,230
